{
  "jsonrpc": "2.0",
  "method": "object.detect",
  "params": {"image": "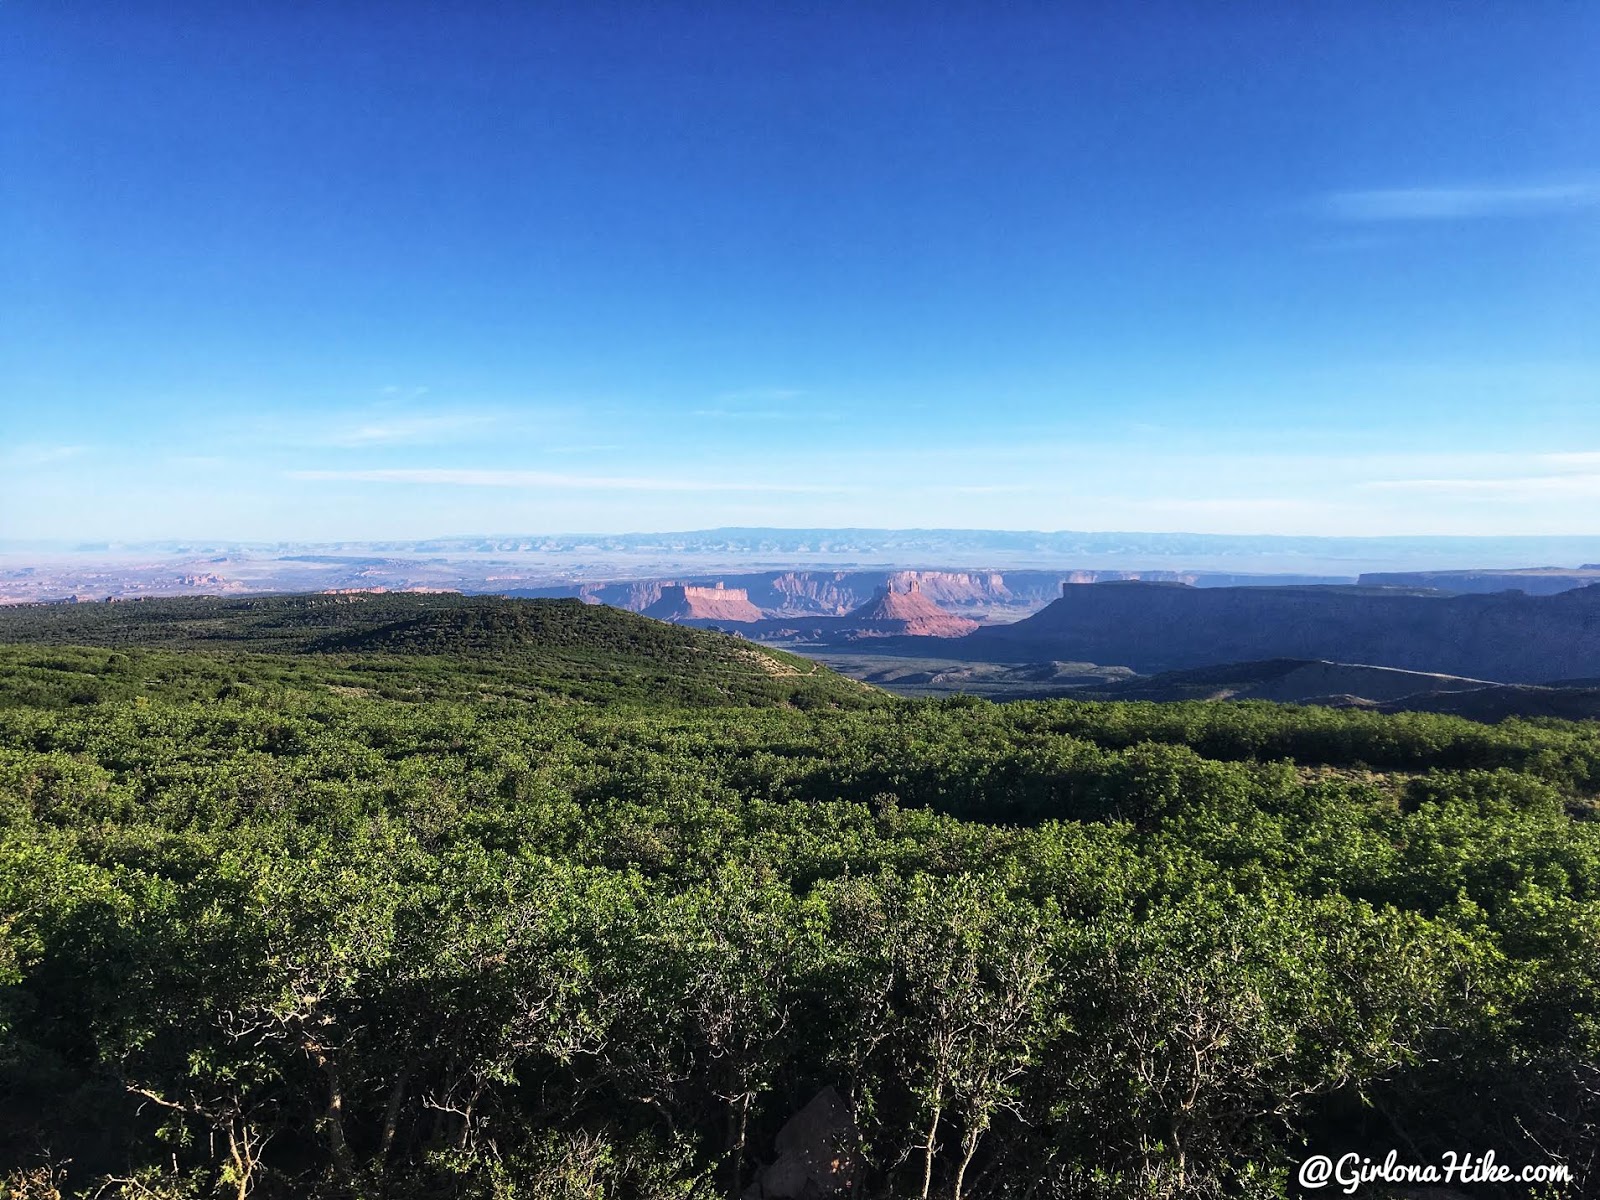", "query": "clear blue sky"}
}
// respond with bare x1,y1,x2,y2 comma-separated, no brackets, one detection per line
4,2,1597,540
